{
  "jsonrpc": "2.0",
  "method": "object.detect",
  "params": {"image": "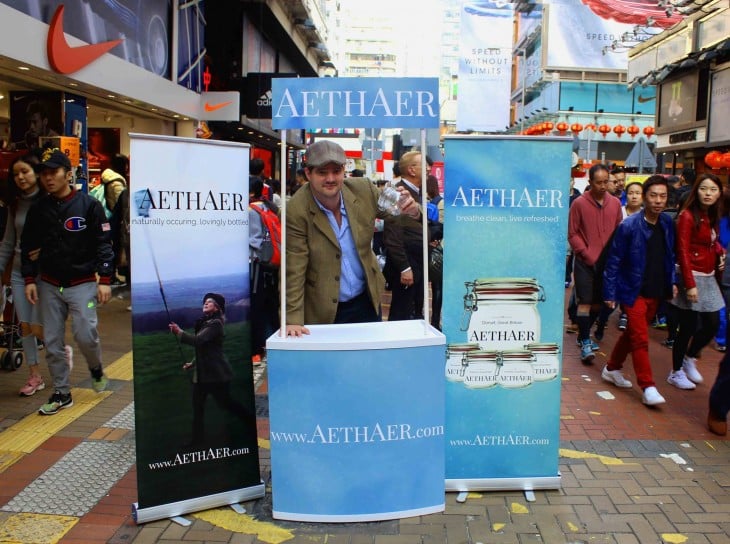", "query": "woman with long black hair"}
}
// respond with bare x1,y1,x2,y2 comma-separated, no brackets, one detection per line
0,152,46,396
668,173,725,391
